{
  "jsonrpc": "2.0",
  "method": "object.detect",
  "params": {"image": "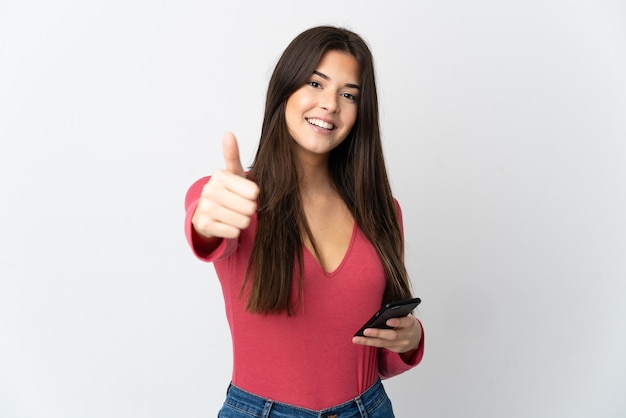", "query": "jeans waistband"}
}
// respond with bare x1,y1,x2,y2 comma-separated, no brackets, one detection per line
223,378,390,417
